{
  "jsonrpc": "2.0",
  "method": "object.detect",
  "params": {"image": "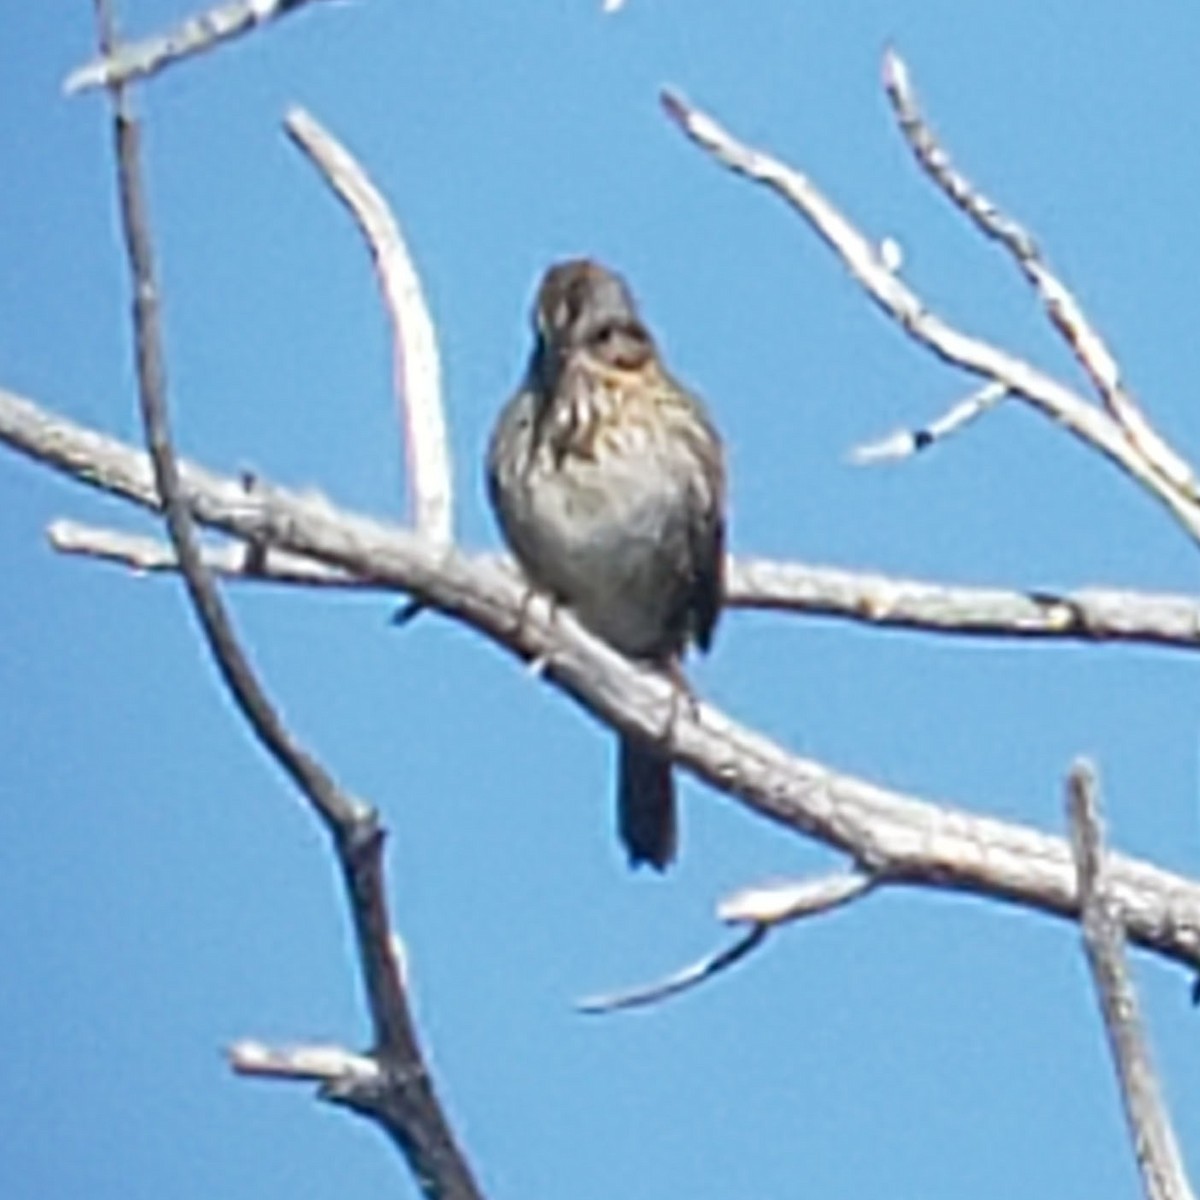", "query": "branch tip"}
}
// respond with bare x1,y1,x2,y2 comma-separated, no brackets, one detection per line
577,925,770,1014
659,87,688,128
880,45,908,98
